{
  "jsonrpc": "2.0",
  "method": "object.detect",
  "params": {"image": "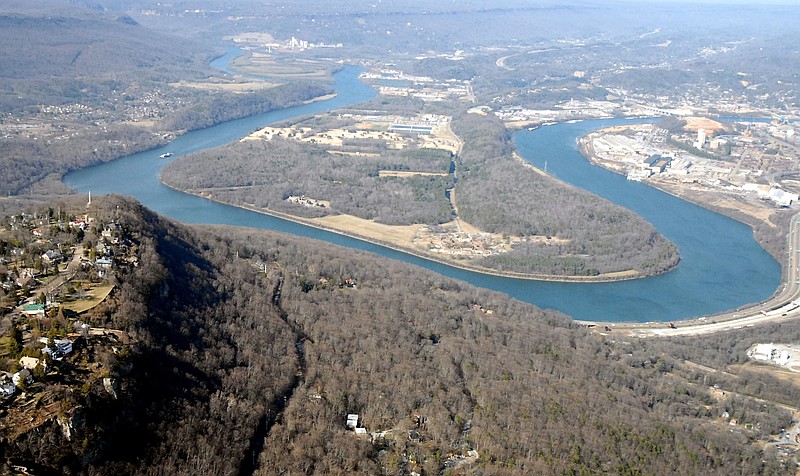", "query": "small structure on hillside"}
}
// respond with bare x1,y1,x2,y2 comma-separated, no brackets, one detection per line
39,338,73,360
345,413,368,436
22,303,45,318
0,374,16,398
19,356,45,371
12,369,32,387
346,414,359,430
